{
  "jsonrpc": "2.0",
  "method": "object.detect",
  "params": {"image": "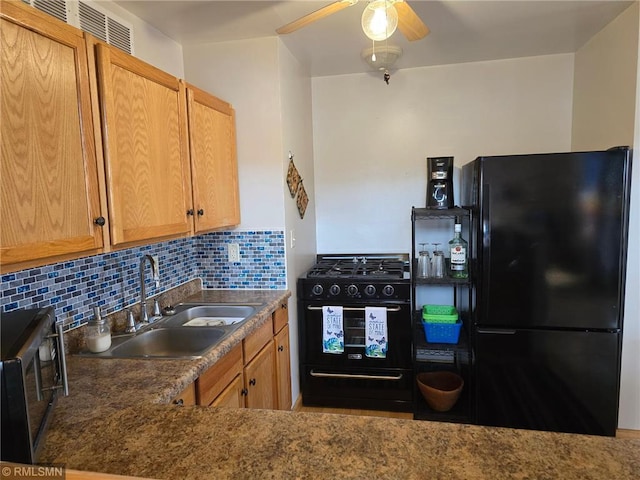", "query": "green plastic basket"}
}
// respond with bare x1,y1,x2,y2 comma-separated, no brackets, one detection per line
422,305,459,324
